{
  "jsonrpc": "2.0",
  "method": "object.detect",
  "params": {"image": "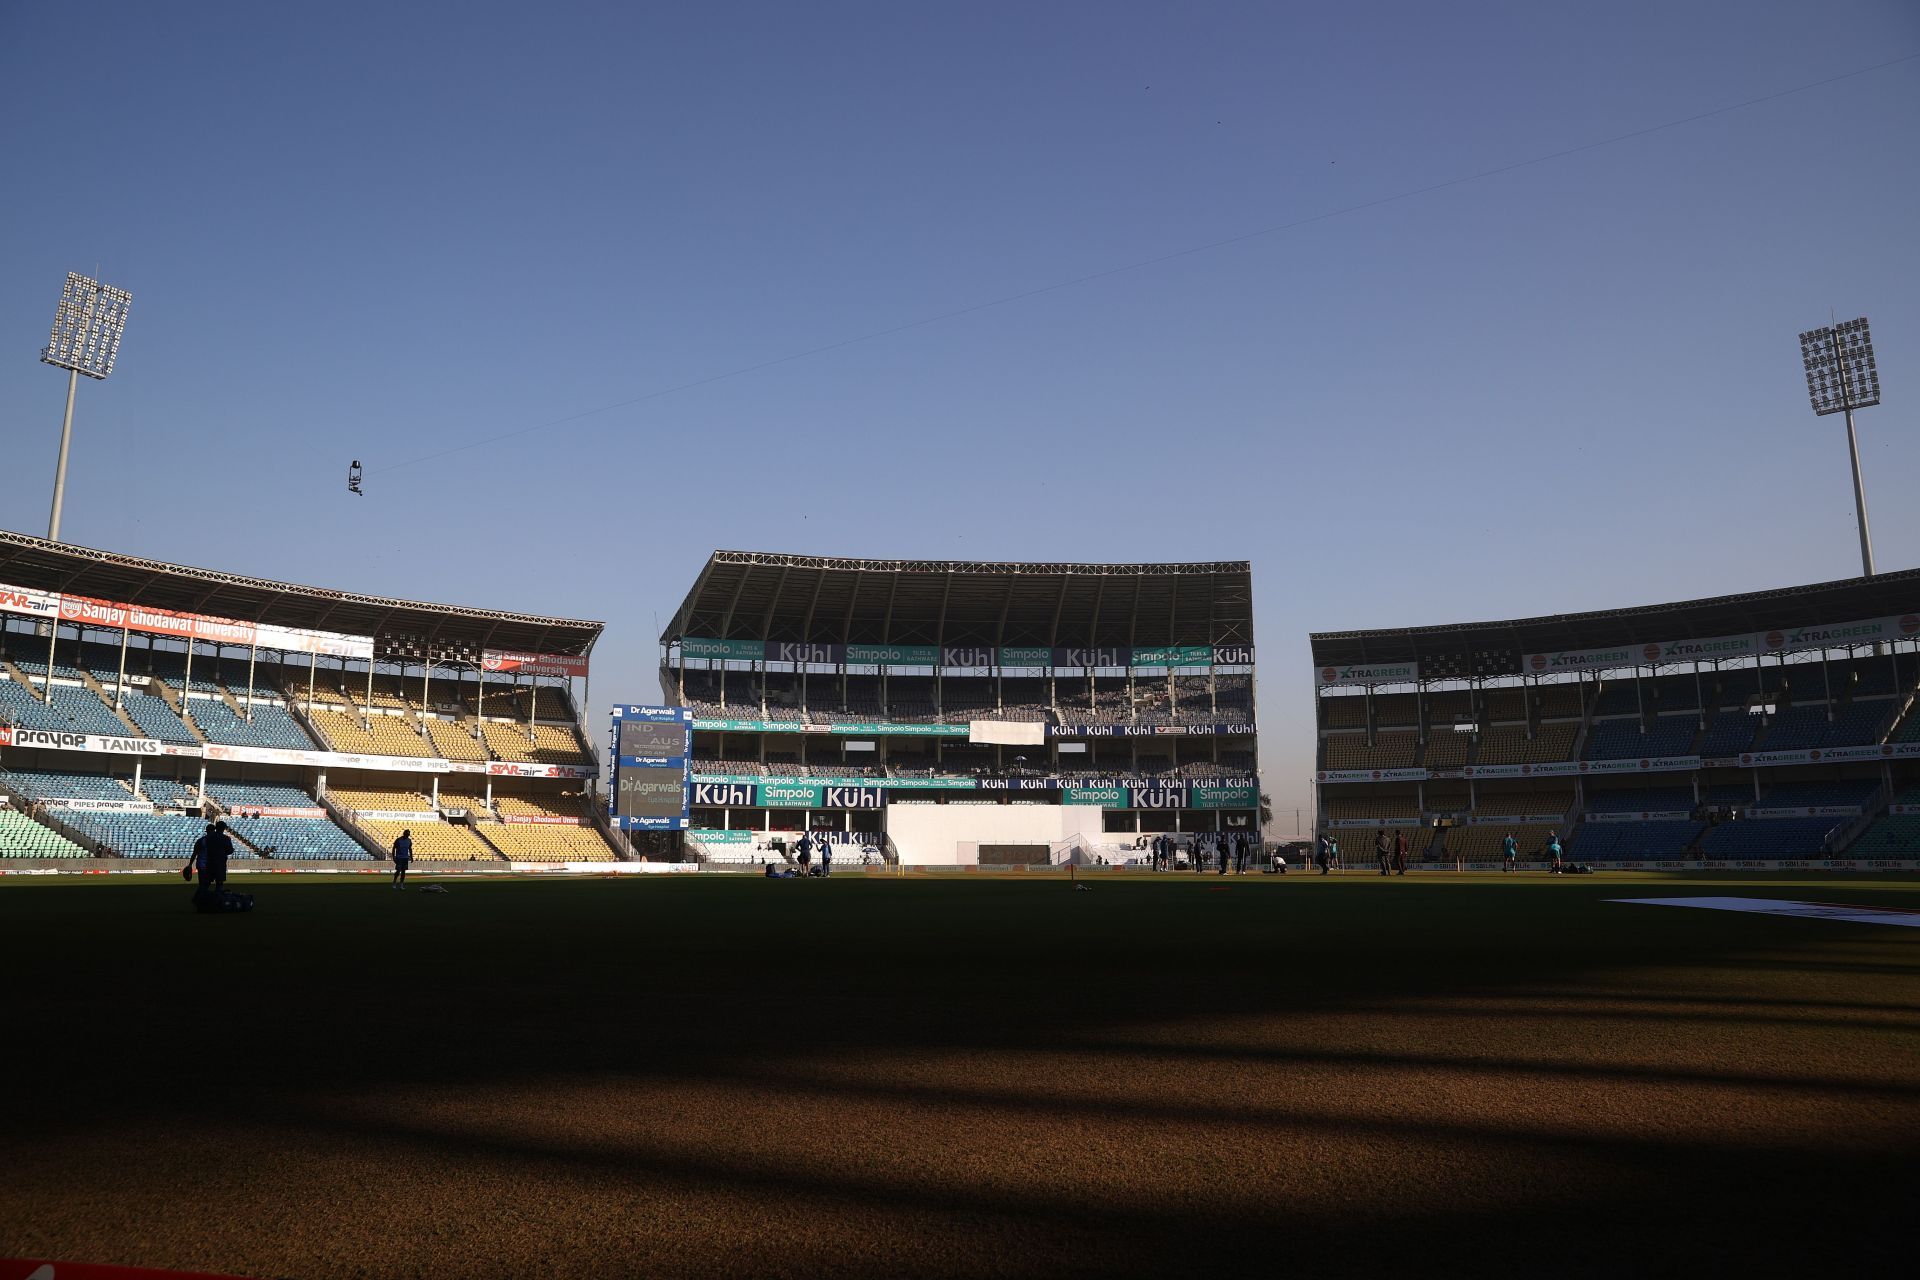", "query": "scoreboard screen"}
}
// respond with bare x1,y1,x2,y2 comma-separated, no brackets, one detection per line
616,771,686,819
609,704,693,830
619,719,689,759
